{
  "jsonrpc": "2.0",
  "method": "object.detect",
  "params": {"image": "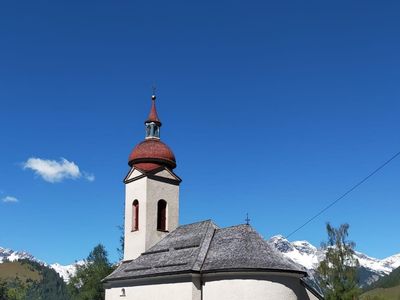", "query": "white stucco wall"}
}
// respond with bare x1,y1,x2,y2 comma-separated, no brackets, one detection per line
105,281,196,300
124,176,147,261
203,278,298,300
146,177,179,249
153,169,177,180
201,272,321,300
123,168,180,261
105,273,321,300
